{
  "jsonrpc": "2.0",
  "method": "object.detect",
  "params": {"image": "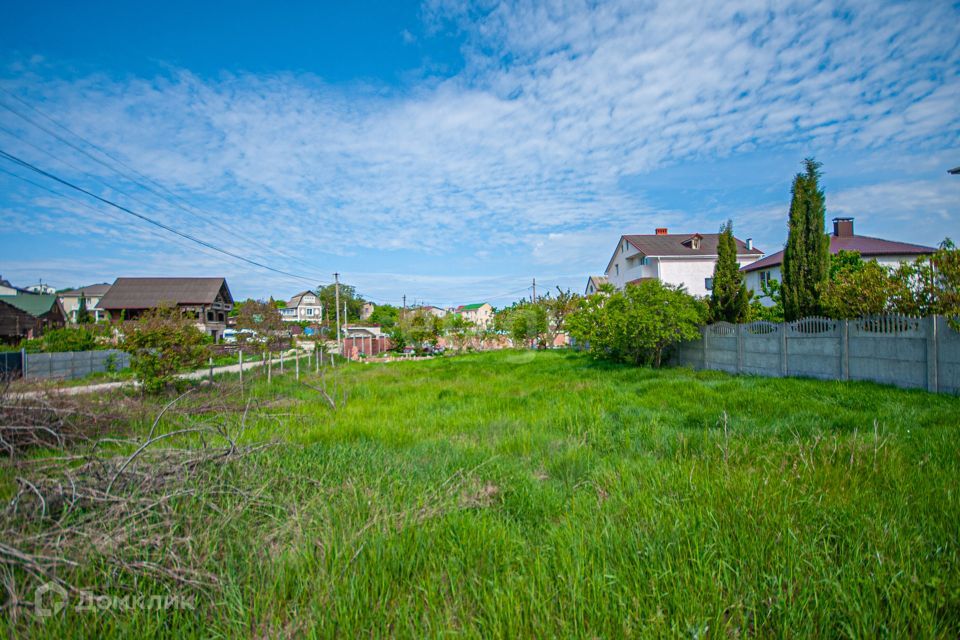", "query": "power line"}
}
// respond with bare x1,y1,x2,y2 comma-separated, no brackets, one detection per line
0,148,323,285
0,90,313,267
